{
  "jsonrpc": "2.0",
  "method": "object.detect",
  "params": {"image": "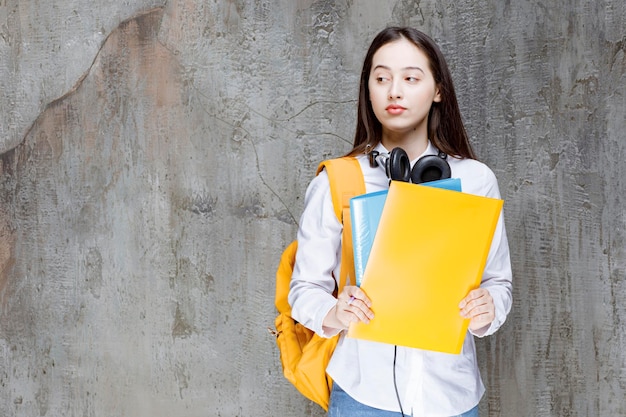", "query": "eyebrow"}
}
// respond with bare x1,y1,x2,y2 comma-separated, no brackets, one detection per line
372,65,425,73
